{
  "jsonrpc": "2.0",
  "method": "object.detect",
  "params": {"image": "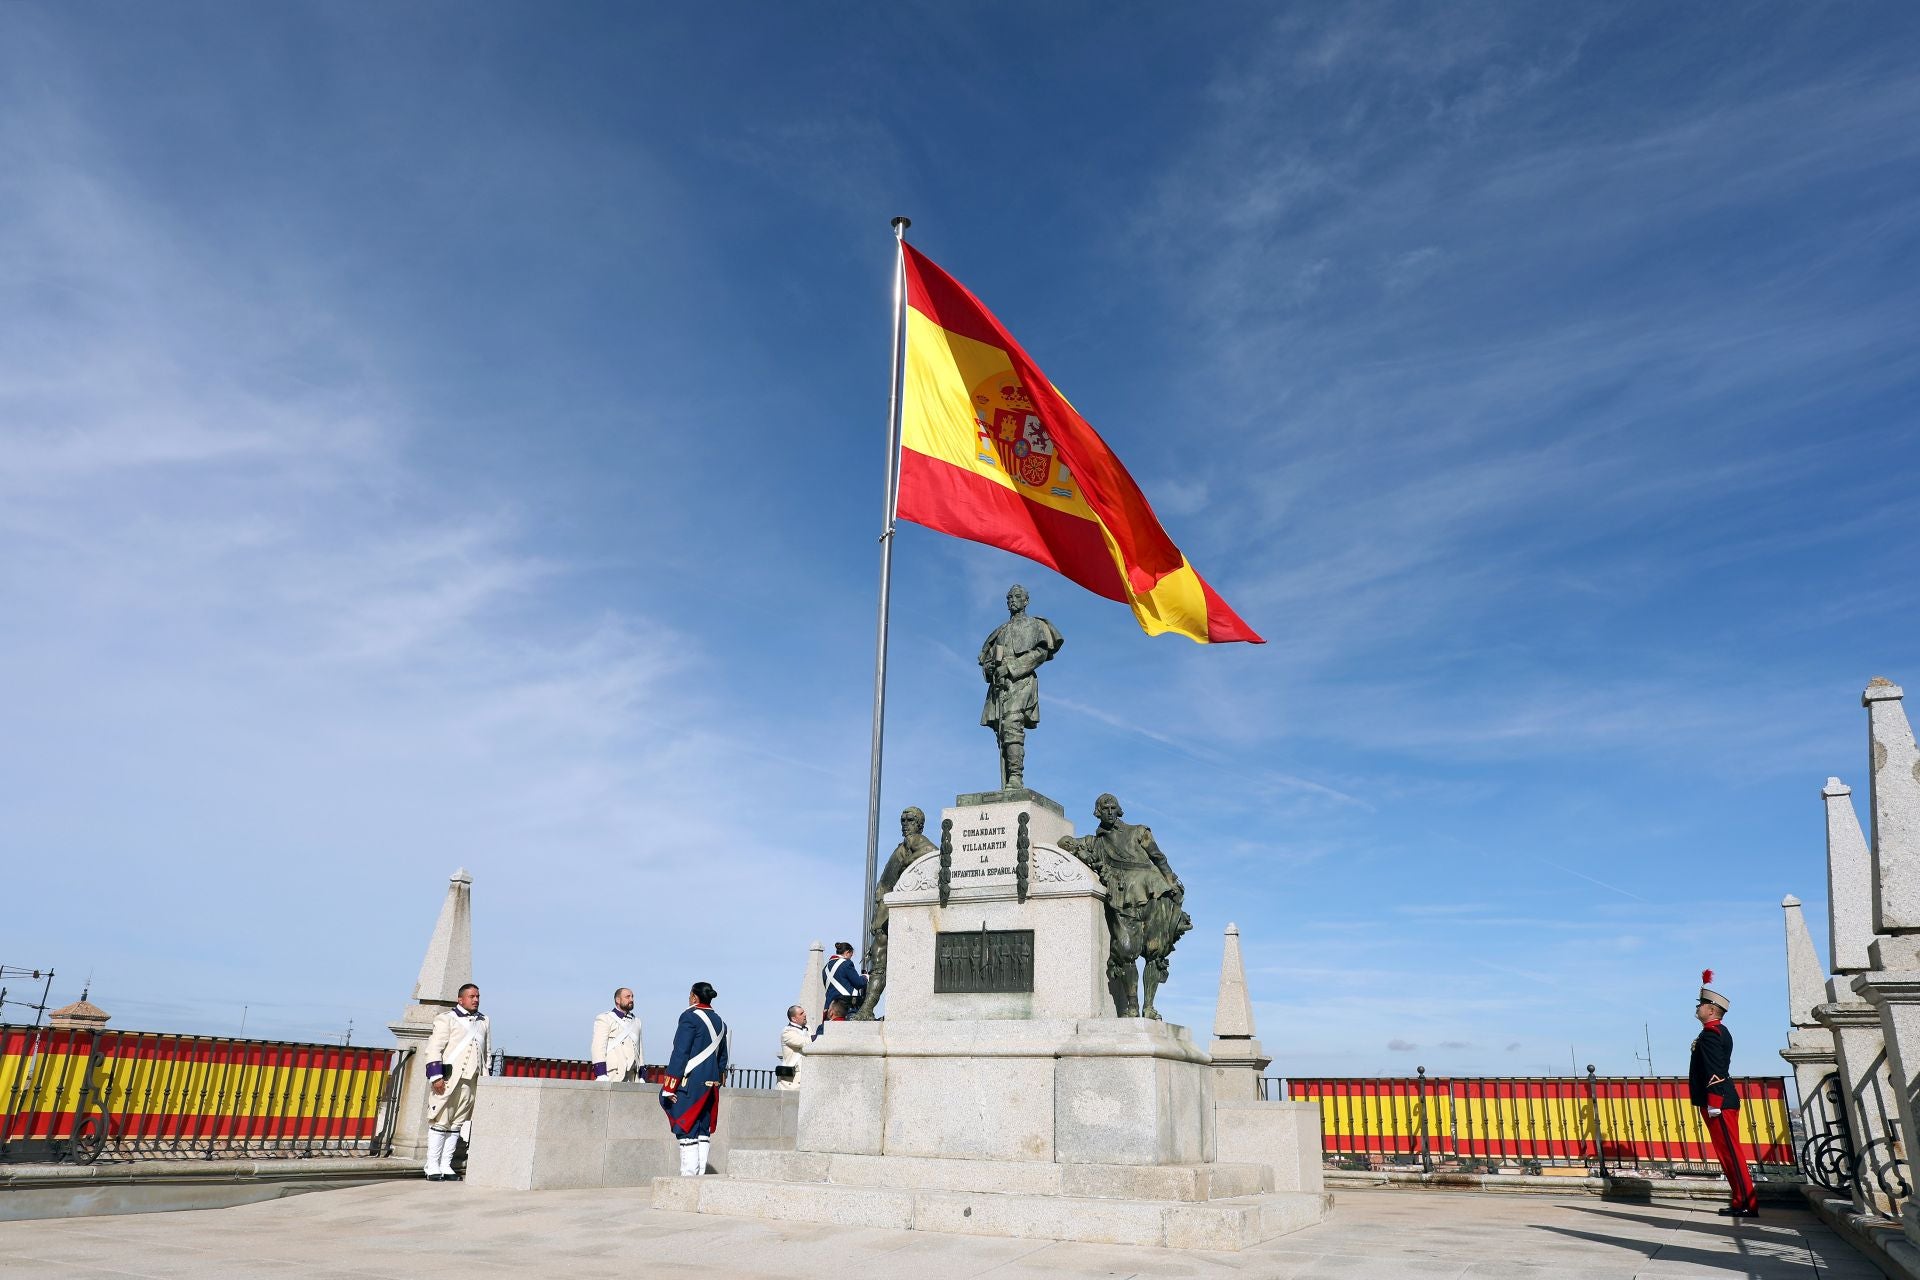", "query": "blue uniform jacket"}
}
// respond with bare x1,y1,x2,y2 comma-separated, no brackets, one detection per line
822,954,868,1010
662,1004,729,1134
